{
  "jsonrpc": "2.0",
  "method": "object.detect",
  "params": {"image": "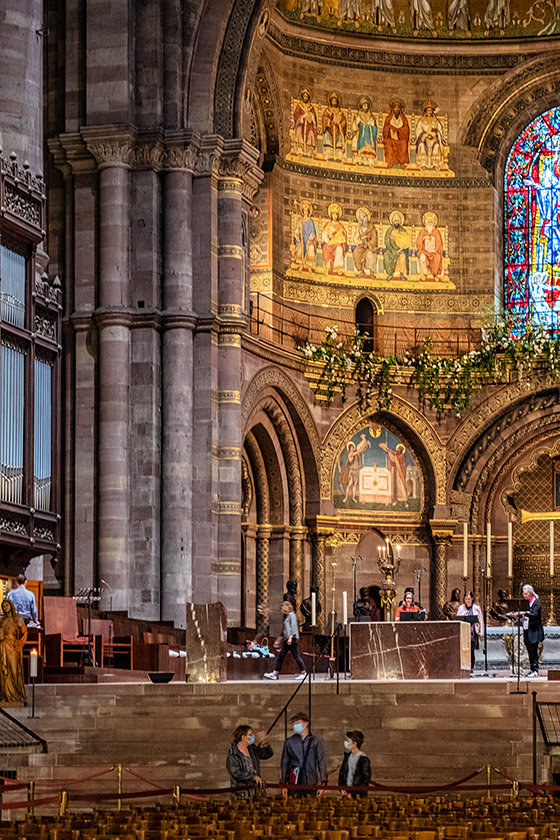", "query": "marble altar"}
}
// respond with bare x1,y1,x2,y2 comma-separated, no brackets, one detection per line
186,602,227,682
350,620,471,680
